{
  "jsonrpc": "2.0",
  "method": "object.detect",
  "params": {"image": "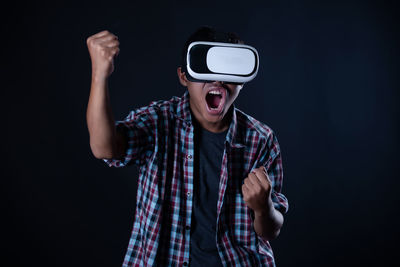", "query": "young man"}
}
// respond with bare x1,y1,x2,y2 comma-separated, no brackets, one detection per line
86,26,288,266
